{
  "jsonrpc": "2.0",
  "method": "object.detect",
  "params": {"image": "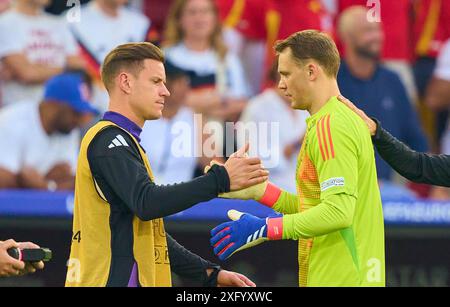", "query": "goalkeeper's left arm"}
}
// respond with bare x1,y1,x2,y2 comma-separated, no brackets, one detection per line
205,160,300,215
210,192,356,260
219,180,300,215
